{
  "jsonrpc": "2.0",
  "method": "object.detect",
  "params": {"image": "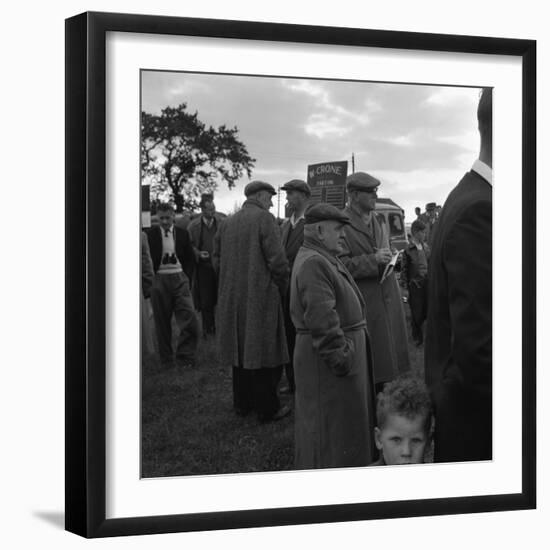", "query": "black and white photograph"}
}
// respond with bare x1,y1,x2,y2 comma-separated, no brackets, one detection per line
60,8,536,540
139,70,493,477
